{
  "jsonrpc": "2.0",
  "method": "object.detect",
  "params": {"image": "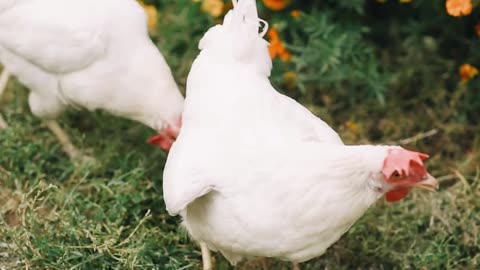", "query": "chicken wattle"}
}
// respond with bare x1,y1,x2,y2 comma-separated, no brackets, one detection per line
162,0,438,269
